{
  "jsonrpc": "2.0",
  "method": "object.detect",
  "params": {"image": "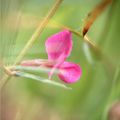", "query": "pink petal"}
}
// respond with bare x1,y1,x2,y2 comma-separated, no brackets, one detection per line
58,62,82,84
45,30,72,62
